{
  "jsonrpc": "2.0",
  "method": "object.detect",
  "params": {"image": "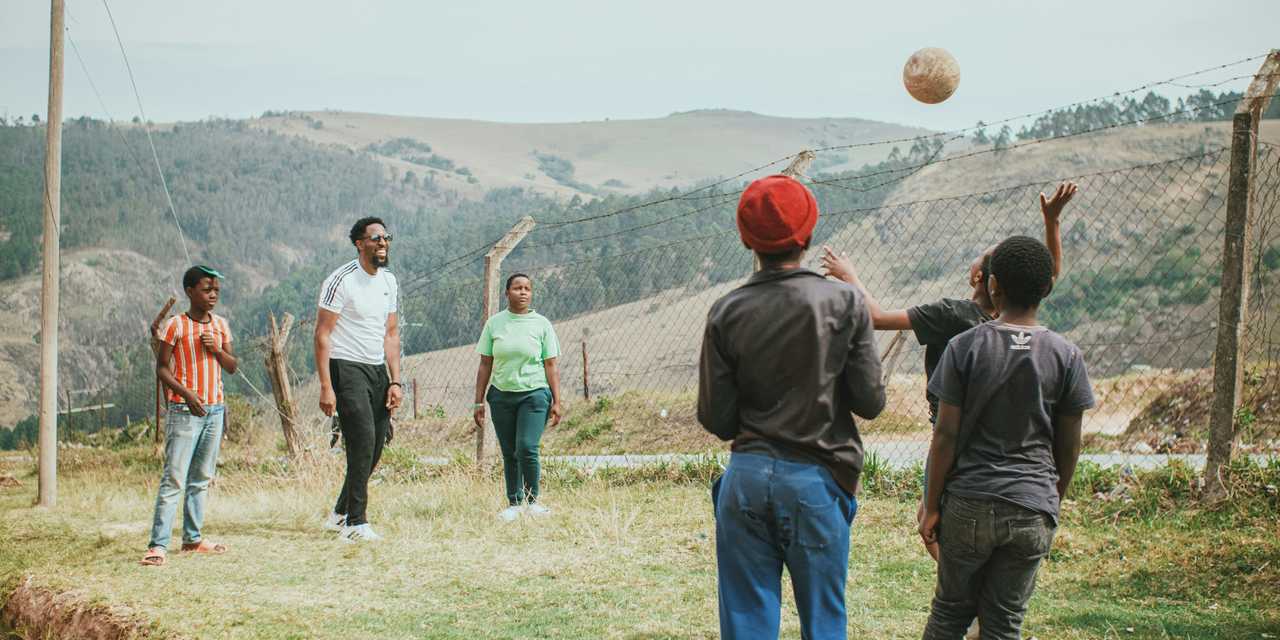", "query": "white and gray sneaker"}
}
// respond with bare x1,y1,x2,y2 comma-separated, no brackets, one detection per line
526,503,552,517
498,505,522,522
322,511,347,532
338,523,383,543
